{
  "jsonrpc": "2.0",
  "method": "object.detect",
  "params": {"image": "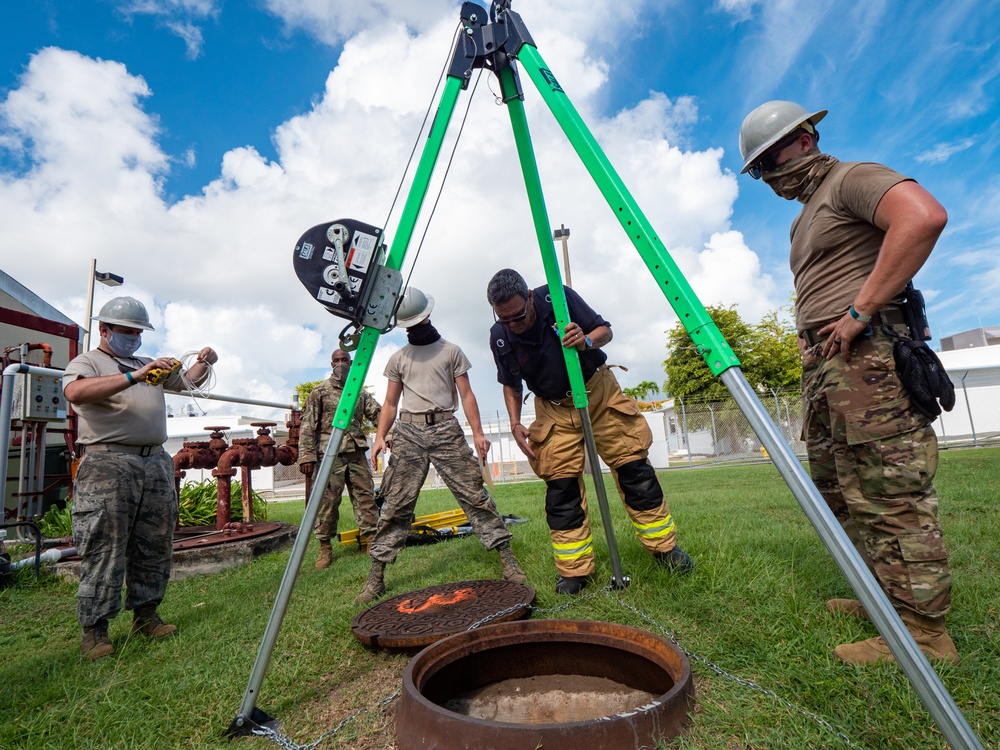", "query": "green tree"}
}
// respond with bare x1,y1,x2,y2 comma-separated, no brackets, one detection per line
295,379,323,407
662,303,800,401
622,380,661,401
